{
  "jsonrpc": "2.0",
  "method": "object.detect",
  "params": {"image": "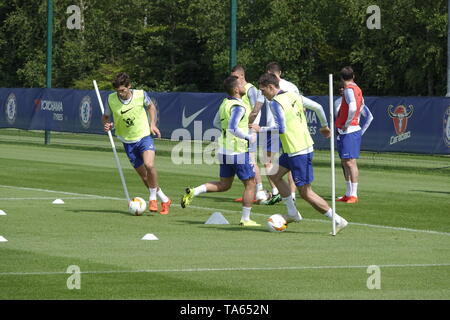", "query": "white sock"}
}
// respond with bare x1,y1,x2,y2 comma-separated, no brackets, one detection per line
149,188,157,201
272,187,279,195
194,184,207,196
282,195,297,216
157,188,169,203
241,206,252,221
256,183,264,192
324,208,342,224
345,181,352,197
291,192,296,200
351,183,358,197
